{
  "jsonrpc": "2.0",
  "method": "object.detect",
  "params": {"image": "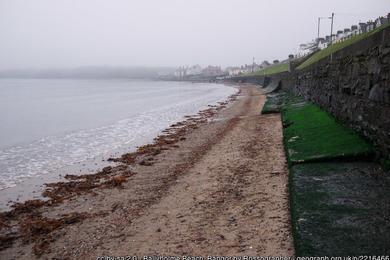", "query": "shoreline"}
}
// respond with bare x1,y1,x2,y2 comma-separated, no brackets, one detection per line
0,79,235,193
0,84,242,253
0,156,116,210
0,82,238,211
0,84,294,258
